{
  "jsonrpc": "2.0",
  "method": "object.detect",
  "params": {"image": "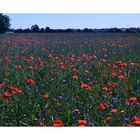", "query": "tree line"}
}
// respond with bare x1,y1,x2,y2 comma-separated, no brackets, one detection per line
14,25,140,33
1,13,140,34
